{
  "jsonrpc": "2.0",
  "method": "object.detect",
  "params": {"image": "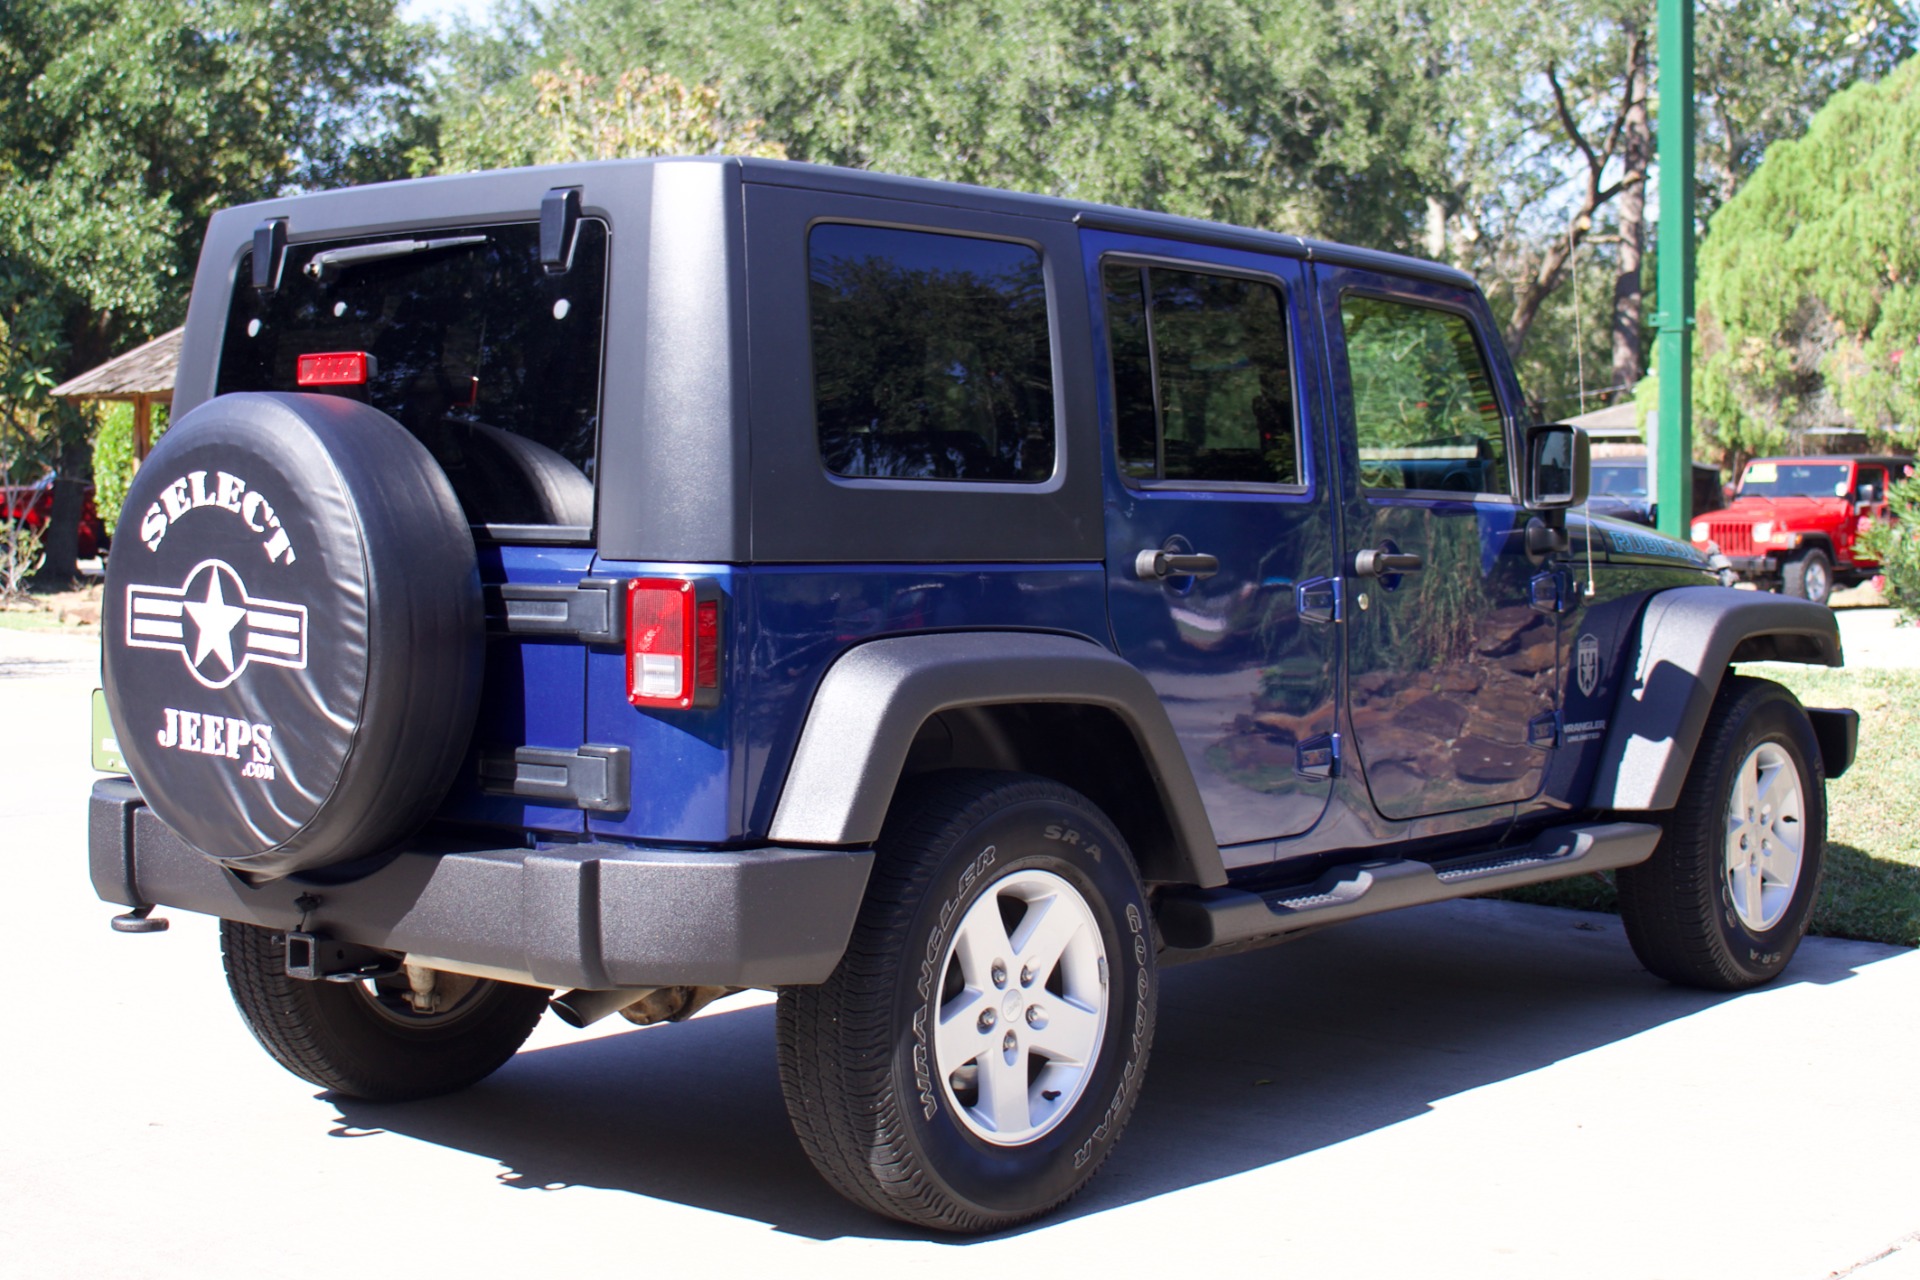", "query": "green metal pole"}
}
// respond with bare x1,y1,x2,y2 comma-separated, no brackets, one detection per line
1654,0,1694,541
